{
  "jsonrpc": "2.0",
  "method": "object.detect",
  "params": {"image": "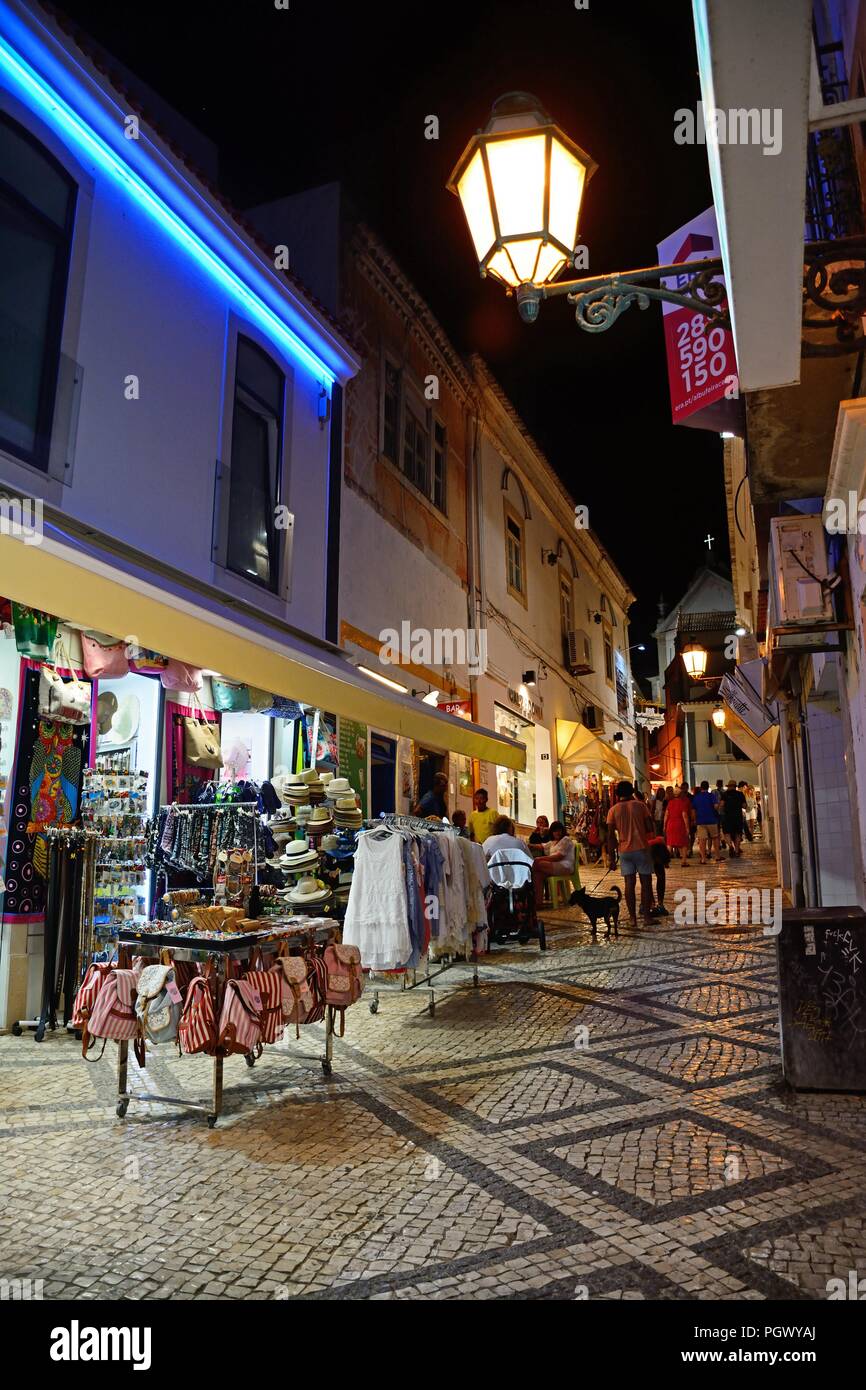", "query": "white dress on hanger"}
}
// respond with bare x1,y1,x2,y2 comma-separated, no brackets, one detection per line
342,831,411,971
